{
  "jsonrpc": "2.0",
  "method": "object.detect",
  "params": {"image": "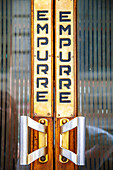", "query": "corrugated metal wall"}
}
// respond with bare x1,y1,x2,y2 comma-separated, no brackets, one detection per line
77,0,113,169
0,0,31,169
